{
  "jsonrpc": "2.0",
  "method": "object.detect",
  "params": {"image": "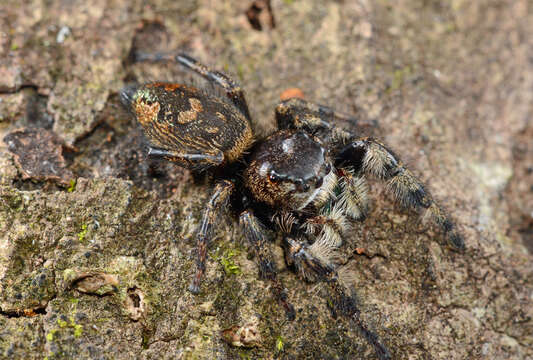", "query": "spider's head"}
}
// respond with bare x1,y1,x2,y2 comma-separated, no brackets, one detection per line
245,130,334,210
